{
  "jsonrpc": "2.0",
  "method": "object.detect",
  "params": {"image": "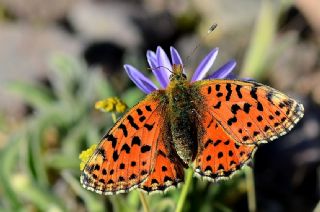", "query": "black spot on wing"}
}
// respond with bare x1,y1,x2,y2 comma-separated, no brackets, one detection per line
213,139,222,147
243,103,252,114
250,87,258,100
102,168,107,175
94,164,100,170
106,134,117,148
218,164,225,170
96,148,106,159
266,91,275,105
213,101,221,109
158,150,166,157
207,118,214,128
113,151,119,161
141,145,151,153
225,83,232,101
204,139,213,148
228,150,233,157
231,104,241,114
227,116,237,126
127,115,139,130
216,92,223,97
139,116,146,122
136,108,143,115
121,143,131,153
141,170,148,176
257,102,264,111
119,124,128,137
144,123,154,131
131,136,141,146
236,85,243,98
162,166,167,172
120,163,125,169
145,105,152,111
208,86,212,94
129,174,137,180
